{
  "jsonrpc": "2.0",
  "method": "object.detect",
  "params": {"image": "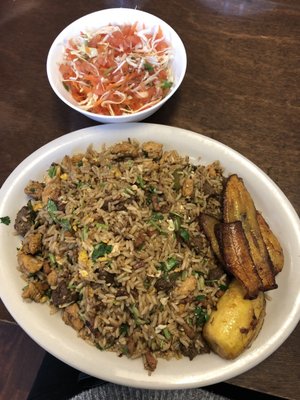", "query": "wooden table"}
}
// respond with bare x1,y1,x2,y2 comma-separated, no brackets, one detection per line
0,0,299,399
